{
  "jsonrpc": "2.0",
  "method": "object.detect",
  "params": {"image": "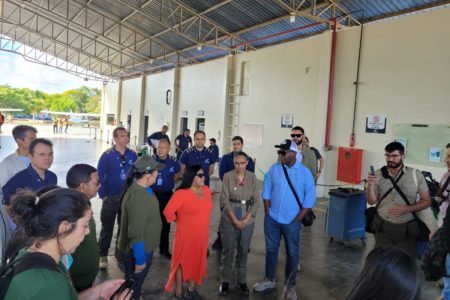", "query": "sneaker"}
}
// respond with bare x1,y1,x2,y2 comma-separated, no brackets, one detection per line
99,256,108,269
219,282,229,296
212,237,222,250
184,288,204,300
238,283,250,296
253,278,276,292
286,286,297,300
